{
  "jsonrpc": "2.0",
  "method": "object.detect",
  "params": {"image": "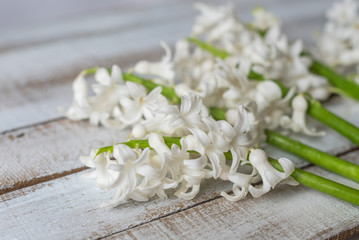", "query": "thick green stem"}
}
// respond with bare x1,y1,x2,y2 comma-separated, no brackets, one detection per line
308,57,359,101
307,97,359,146
266,129,359,183
96,139,359,205
188,38,359,147
269,158,359,206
